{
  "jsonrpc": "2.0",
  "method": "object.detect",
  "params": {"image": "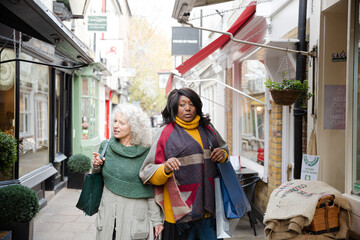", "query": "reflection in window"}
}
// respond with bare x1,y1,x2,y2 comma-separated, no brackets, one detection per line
240,60,266,164
19,53,49,177
82,78,97,140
